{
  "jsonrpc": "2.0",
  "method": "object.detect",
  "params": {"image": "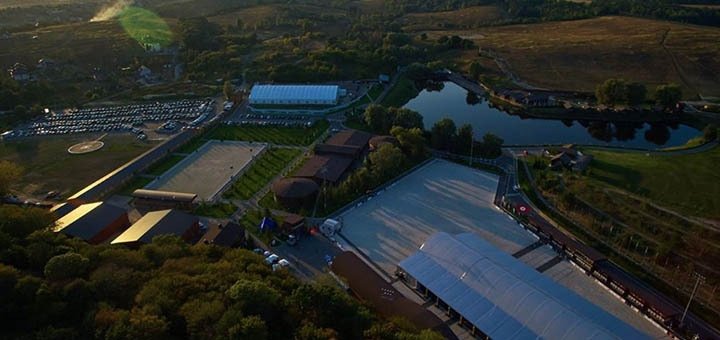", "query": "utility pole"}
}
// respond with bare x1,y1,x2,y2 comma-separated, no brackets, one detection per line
681,272,706,326
469,136,474,167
